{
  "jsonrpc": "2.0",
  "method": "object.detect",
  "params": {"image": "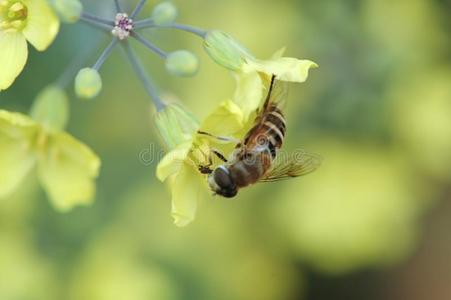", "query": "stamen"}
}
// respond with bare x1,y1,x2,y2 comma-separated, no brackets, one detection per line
9,2,24,12
1,1,28,32
111,13,133,40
